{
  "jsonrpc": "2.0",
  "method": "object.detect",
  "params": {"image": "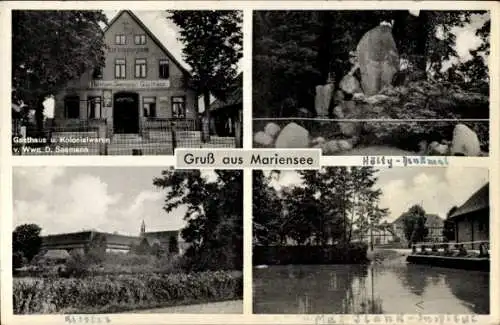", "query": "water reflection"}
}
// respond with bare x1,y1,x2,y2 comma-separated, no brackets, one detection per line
253,259,489,314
